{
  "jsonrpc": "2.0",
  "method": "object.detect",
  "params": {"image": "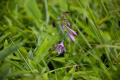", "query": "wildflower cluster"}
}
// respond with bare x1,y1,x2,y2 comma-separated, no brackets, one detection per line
55,11,77,54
